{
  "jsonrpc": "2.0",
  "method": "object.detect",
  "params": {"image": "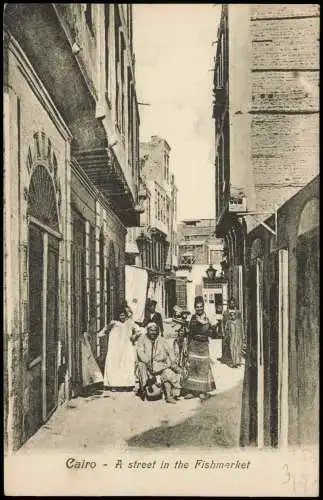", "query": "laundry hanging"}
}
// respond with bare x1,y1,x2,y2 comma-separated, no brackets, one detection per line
125,265,149,323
